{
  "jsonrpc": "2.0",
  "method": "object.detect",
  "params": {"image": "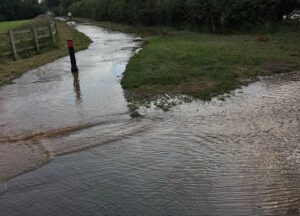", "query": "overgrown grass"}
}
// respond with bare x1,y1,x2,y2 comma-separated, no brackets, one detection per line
0,20,30,33
0,21,91,87
121,28,300,100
